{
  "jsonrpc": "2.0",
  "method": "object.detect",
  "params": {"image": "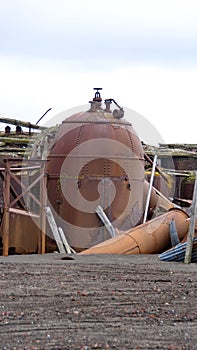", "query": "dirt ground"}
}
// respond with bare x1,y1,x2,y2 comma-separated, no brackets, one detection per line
0,253,196,350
